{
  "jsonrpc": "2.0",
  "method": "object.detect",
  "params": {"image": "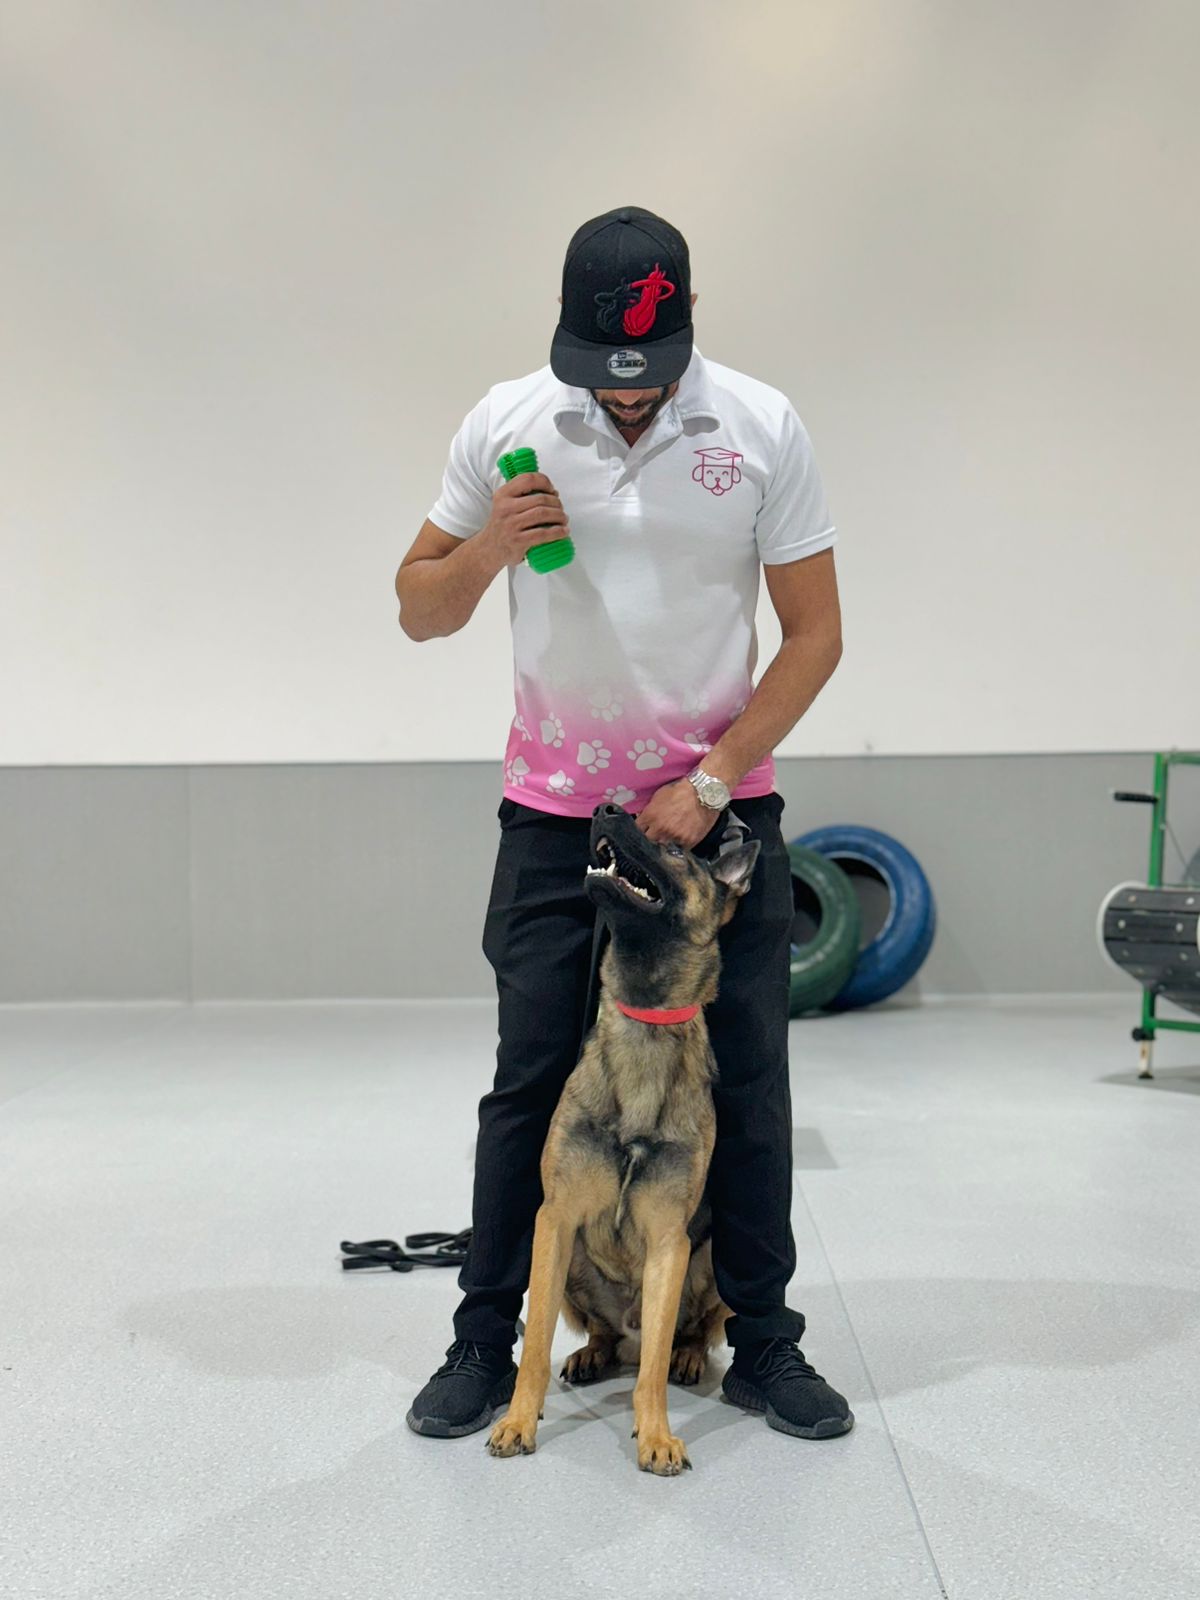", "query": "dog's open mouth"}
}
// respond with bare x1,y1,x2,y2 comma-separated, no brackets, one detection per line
586,835,663,905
